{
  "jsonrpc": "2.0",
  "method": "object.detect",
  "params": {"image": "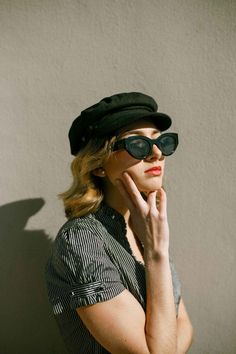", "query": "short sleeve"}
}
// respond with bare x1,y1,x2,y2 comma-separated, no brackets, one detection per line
45,223,126,312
